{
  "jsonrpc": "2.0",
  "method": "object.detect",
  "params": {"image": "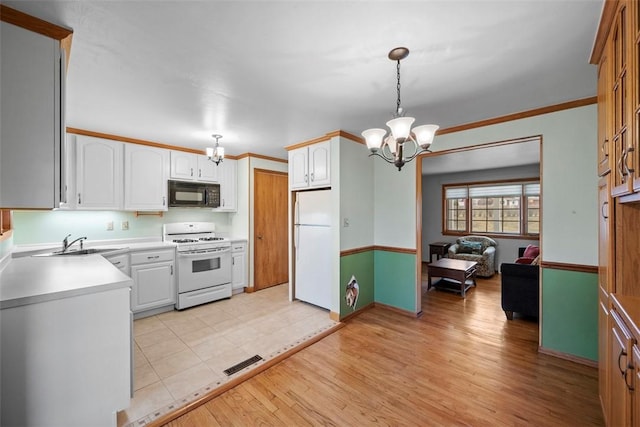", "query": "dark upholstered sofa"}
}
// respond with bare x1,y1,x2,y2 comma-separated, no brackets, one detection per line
500,247,540,320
